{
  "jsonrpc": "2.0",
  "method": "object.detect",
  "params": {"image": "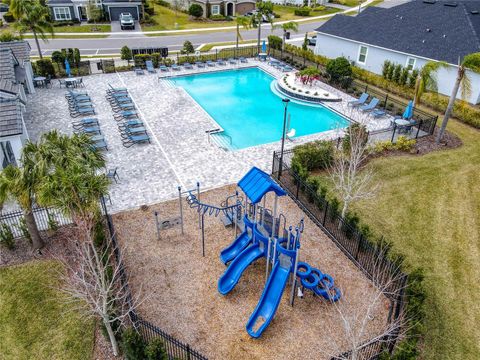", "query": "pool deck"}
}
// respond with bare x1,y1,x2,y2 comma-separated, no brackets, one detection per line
24,59,392,213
